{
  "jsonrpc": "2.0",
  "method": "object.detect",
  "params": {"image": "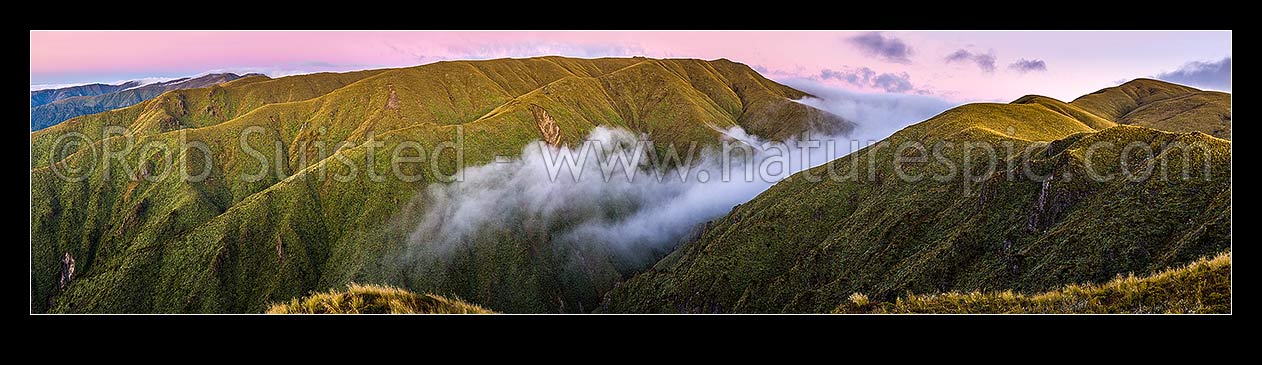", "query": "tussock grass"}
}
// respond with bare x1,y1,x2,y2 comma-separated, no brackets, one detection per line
835,252,1230,314
267,283,493,314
